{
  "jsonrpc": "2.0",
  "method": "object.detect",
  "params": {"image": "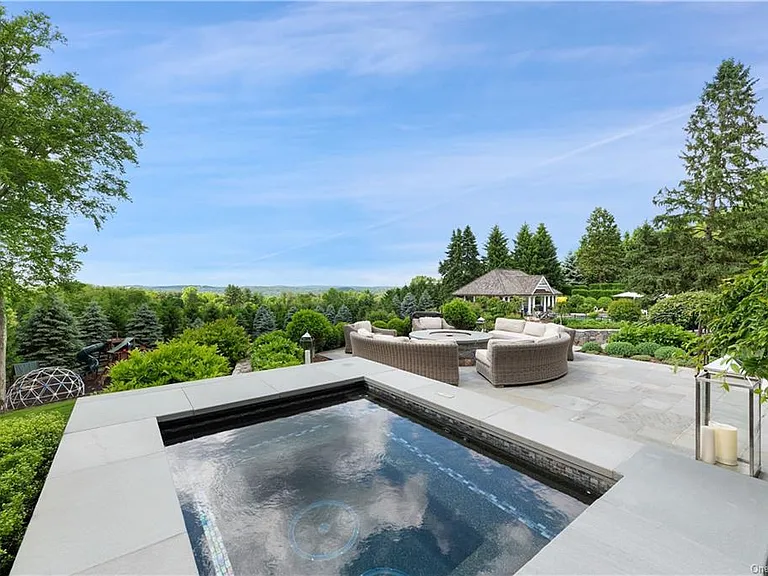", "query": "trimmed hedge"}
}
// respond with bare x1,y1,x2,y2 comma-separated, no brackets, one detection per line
631,354,653,362
442,298,477,330
556,318,623,329
634,341,662,356
654,346,687,361
571,289,622,299
372,320,388,329
178,318,250,368
580,341,602,353
607,300,641,322
387,317,411,336
285,310,336,351
596,296,613,310
647,291,716,330
251,331,303,371
610,324,696,350
106,341,230,392
0,412,68,573
604,341,637,357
